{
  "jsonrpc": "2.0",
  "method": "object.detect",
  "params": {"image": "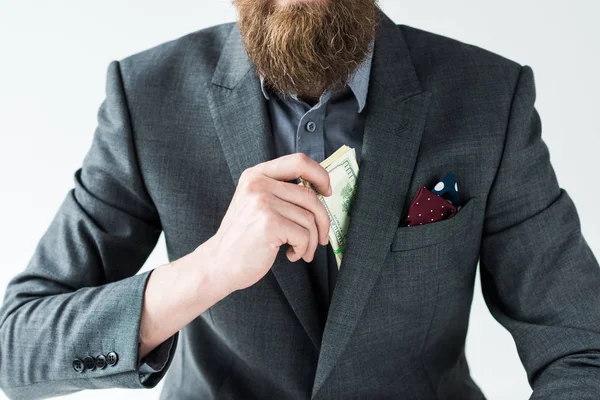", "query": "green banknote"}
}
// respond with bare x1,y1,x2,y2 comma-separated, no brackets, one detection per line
299,145,359,270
